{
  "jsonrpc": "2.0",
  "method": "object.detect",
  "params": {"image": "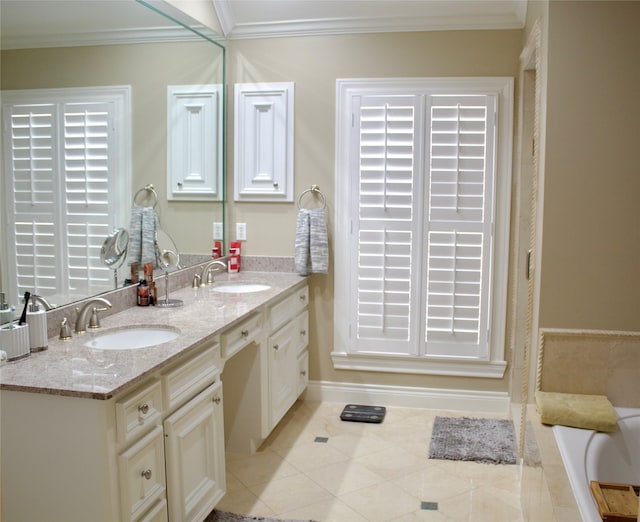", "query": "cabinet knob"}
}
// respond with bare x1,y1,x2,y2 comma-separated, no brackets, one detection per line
300,370,307,376
241,329,249,338
300,329,306,336
138,403,150,415
299,295,306,302
141,469,152,480
273,344,279,351
213,396,221,404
